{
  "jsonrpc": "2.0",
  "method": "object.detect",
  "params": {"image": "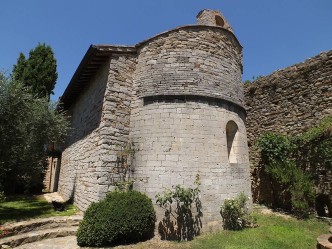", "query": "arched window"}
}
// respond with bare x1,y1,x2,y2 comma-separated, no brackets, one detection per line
315,194,332,218
215,16,225,27
226,121,238,164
